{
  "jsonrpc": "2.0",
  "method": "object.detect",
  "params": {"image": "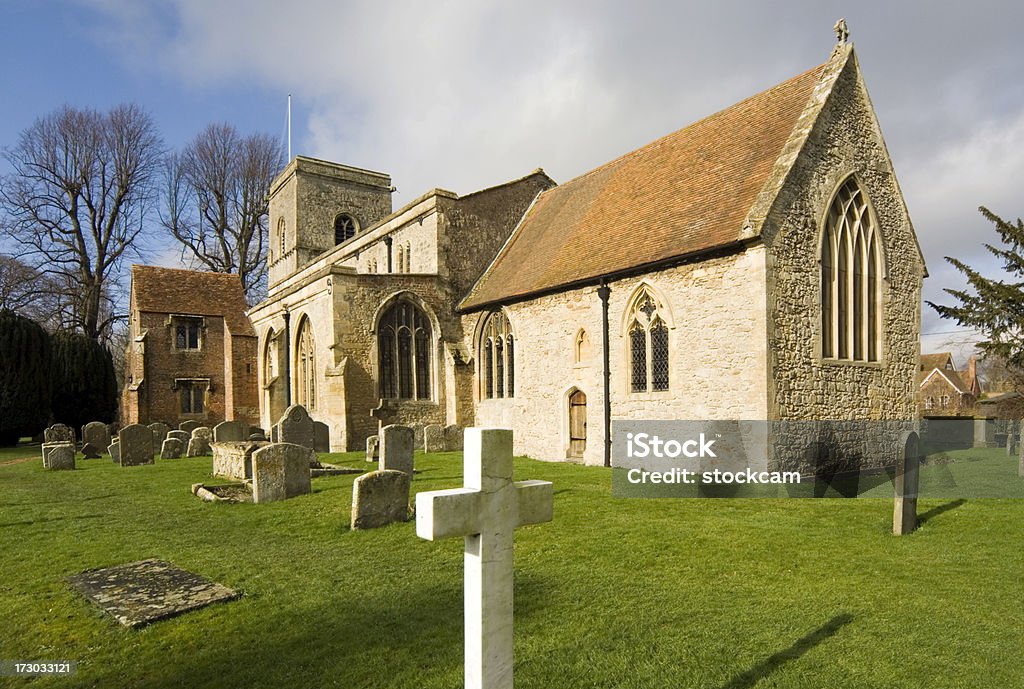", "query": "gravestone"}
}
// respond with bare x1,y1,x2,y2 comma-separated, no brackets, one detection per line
416,428,553,689
351,470,411,530
366,435,380,463
187,428,212,457
893,431,921,535
251,443,314,504
213,441,269,480
42,442,76,470
423,424,445,453
249,430,267,442
149,422,171,447
380,424,415,475
108,440,120,464
179,420,201,435
118,424,154,466
82,421,110,450
44,423,75,444
274,404,315,449
1019,426,1024,478
80,443,102,459
167,430,190,444
313,421,330,453
444,424,464,451
1007,421,1019,456
161,438,184,459
213,420,247,443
